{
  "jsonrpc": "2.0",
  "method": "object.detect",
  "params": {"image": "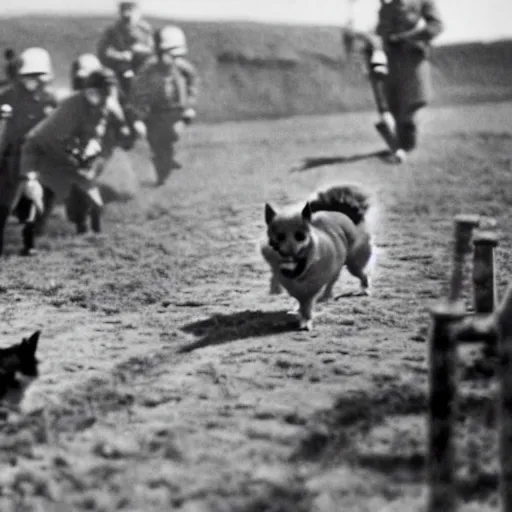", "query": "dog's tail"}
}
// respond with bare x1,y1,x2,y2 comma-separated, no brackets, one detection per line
309,184,370,225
